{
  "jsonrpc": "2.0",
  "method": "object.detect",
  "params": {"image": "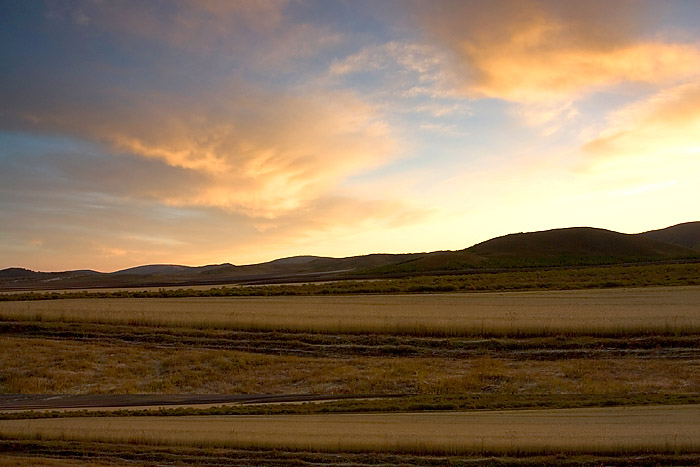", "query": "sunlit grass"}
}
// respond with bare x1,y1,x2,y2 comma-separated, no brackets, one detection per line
2,336,699,395
2,406,699,455
2,287,699,336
